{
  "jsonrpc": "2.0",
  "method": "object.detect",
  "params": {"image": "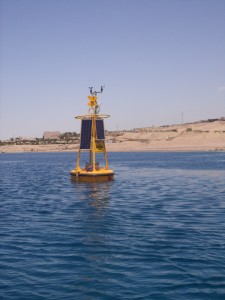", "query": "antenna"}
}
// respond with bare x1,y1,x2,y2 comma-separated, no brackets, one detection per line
89,85,105,96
